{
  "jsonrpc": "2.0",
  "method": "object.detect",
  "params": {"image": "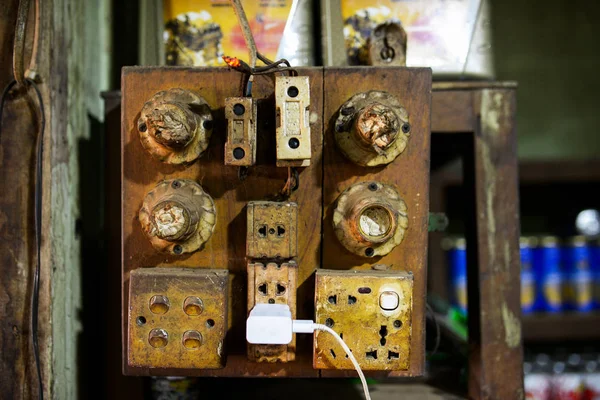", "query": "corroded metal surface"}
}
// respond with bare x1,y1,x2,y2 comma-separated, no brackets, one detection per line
139,179,216,255
127,268,228,370
335,90,410,166
333,182,408,257
246,201,298,259
138,88,213,164
368,22,407,67
224,97,257,166
275,75,311,167
247,262,298,363
314,269,413,371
